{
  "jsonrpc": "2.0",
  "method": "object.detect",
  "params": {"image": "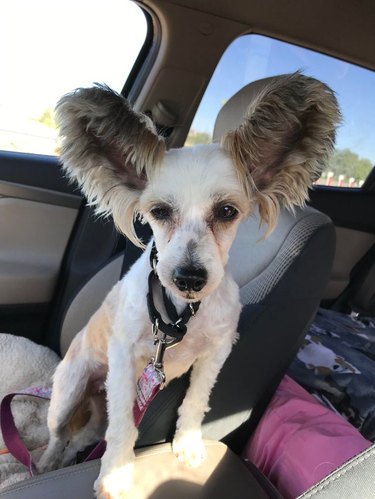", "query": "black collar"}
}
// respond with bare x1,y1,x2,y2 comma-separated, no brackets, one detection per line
147,242,200,342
